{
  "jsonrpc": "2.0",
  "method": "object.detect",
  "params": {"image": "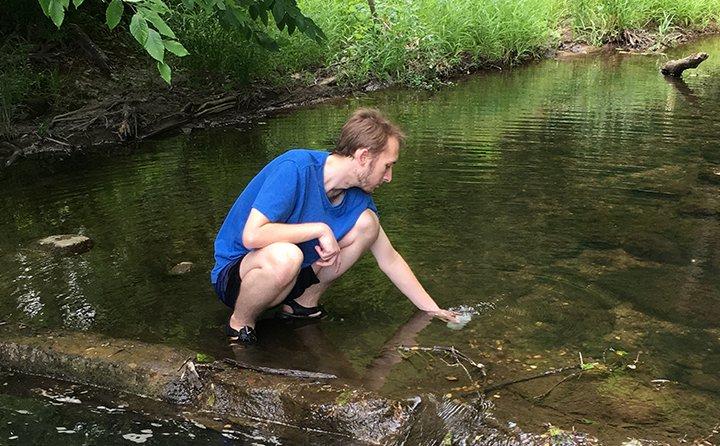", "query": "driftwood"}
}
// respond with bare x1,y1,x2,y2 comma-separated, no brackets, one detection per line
68,24,111,77
223,358,337,380
139,94,241,139
661,52,708,77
